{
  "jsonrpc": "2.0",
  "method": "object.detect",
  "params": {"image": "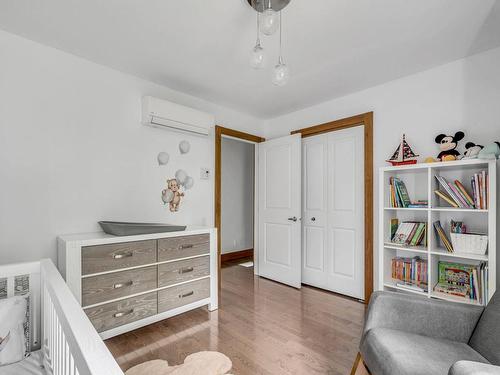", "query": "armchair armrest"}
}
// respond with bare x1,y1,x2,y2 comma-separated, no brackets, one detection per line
362,291,484,343
449,361,500,375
